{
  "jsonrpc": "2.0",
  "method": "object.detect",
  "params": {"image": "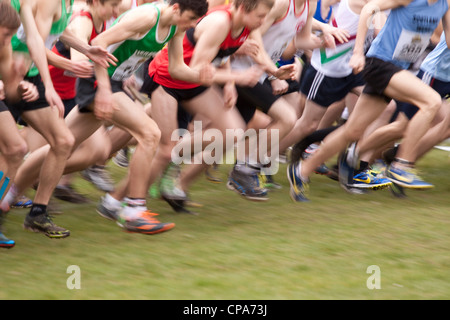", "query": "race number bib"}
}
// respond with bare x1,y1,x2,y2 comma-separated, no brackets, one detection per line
392,29,431,63
111,52,155,81
212,56,230,68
